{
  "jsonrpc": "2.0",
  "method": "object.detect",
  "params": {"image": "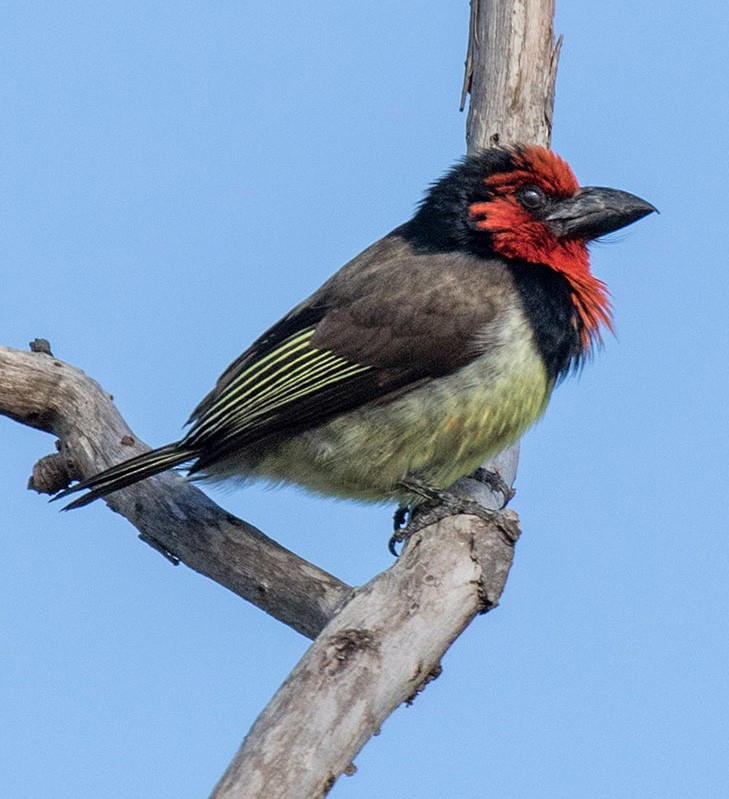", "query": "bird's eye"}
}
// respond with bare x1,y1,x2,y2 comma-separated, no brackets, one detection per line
517,185,547,211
